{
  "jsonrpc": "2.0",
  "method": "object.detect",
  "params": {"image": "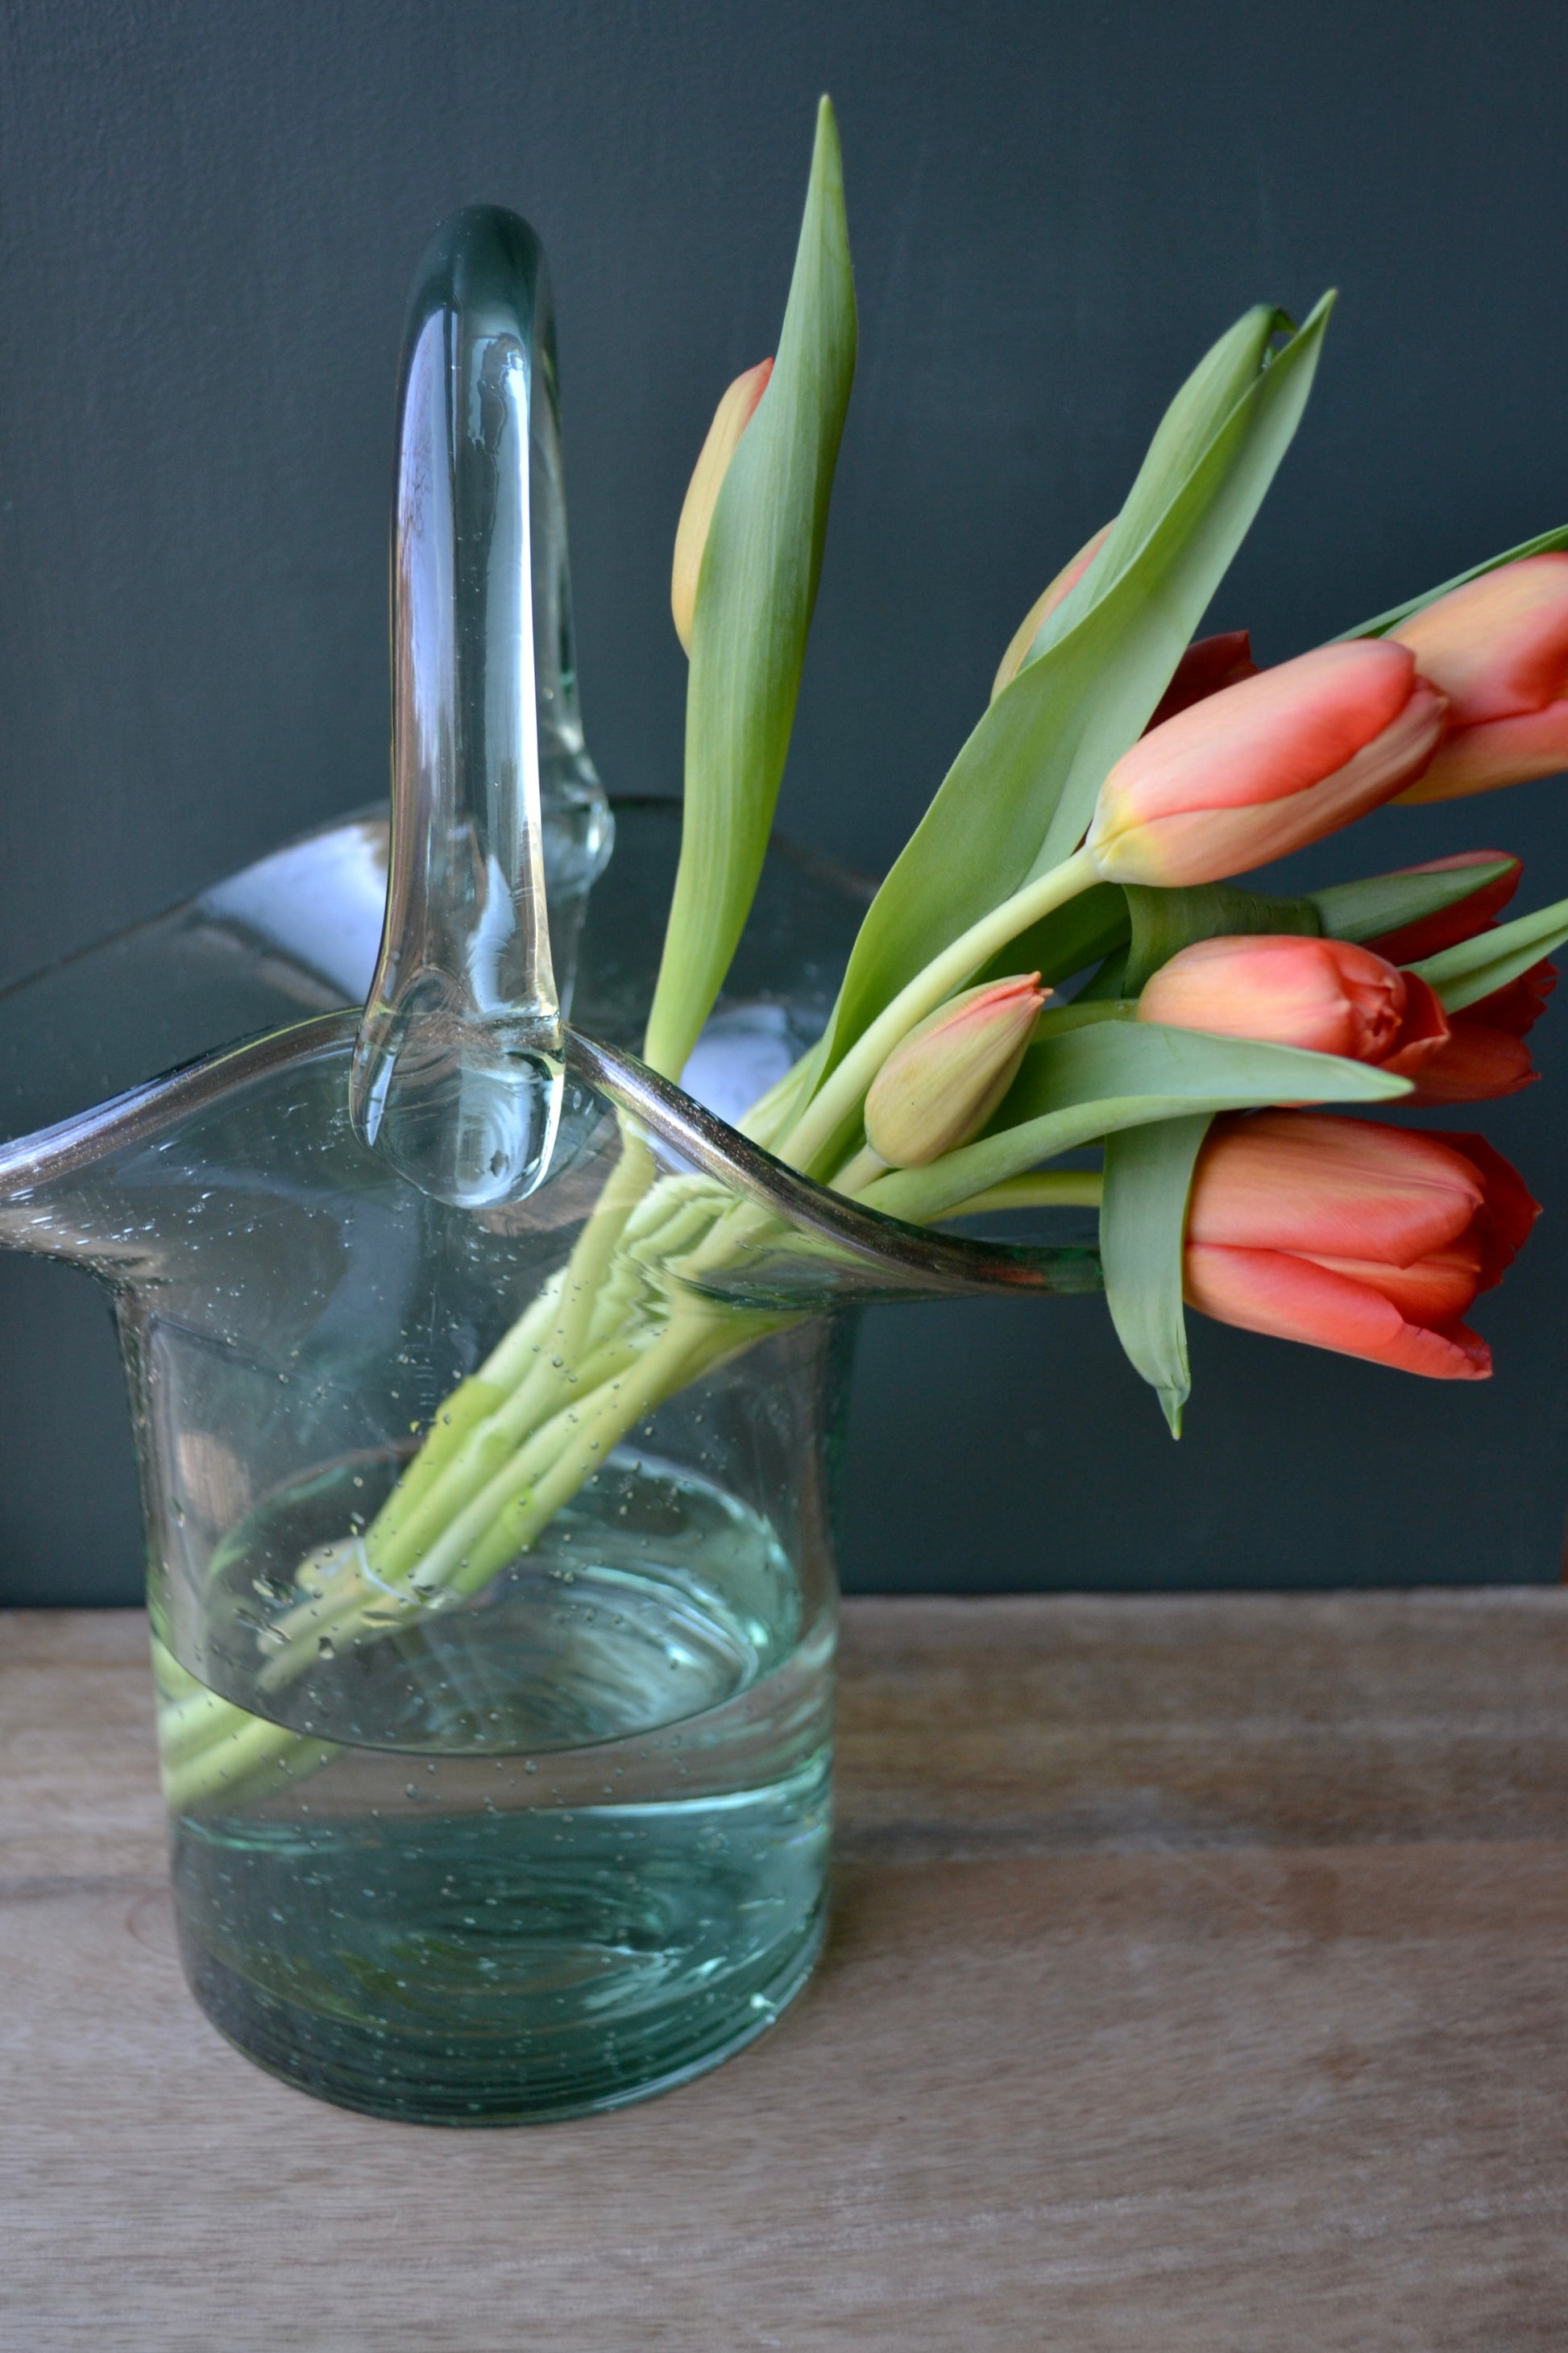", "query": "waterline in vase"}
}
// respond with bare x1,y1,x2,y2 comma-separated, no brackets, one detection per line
156,1450,834,2124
